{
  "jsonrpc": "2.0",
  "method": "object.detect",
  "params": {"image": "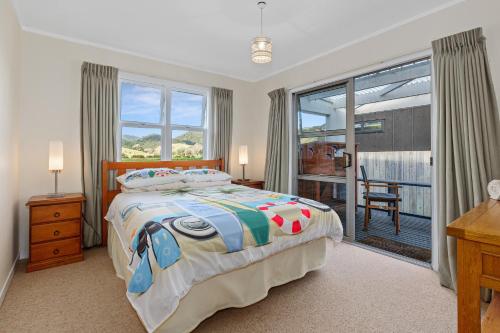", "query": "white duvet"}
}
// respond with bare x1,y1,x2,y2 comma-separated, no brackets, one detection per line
105,185,343,332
